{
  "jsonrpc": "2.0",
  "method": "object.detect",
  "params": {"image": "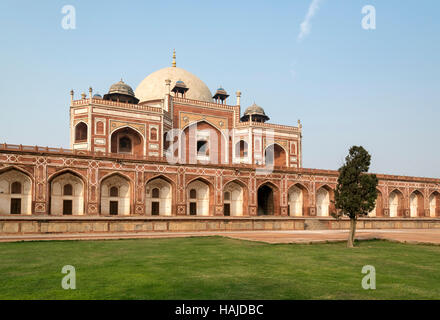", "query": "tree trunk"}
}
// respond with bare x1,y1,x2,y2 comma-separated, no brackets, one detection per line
347,217,357,248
